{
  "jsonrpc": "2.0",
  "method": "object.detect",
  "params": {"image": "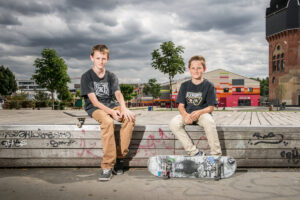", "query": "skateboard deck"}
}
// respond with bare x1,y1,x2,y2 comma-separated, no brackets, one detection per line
63,112,89,128
148,155,237,180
